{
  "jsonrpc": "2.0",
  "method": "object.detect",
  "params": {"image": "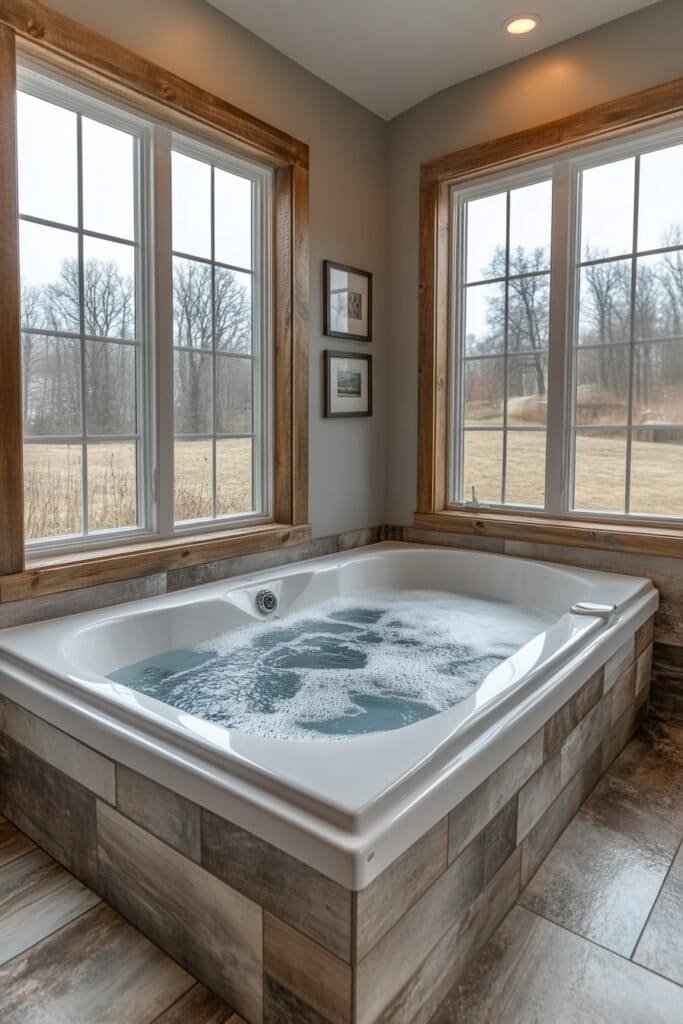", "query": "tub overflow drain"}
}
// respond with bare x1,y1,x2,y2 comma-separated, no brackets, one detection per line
256,589,278,615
